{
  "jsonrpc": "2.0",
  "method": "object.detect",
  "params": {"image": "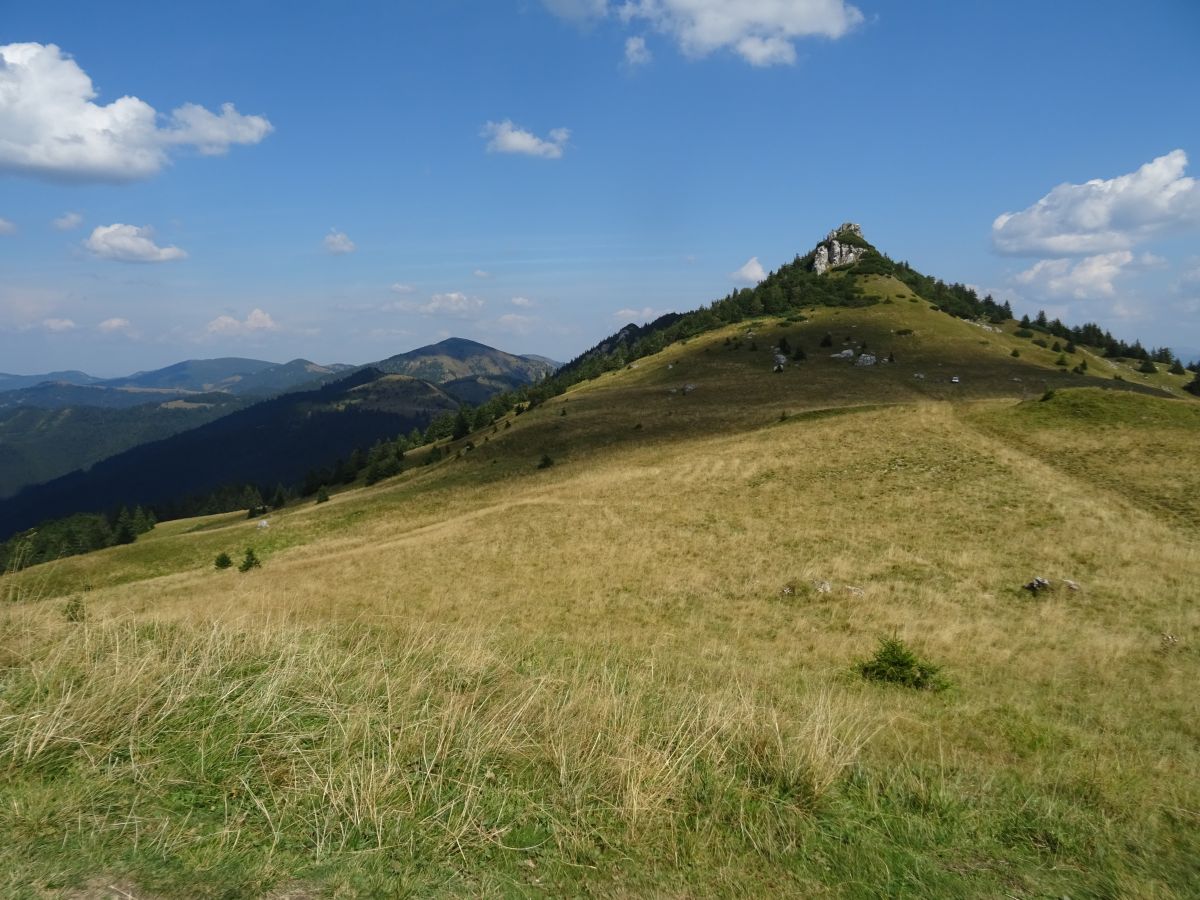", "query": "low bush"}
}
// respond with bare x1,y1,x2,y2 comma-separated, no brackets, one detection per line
857,636,948,691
